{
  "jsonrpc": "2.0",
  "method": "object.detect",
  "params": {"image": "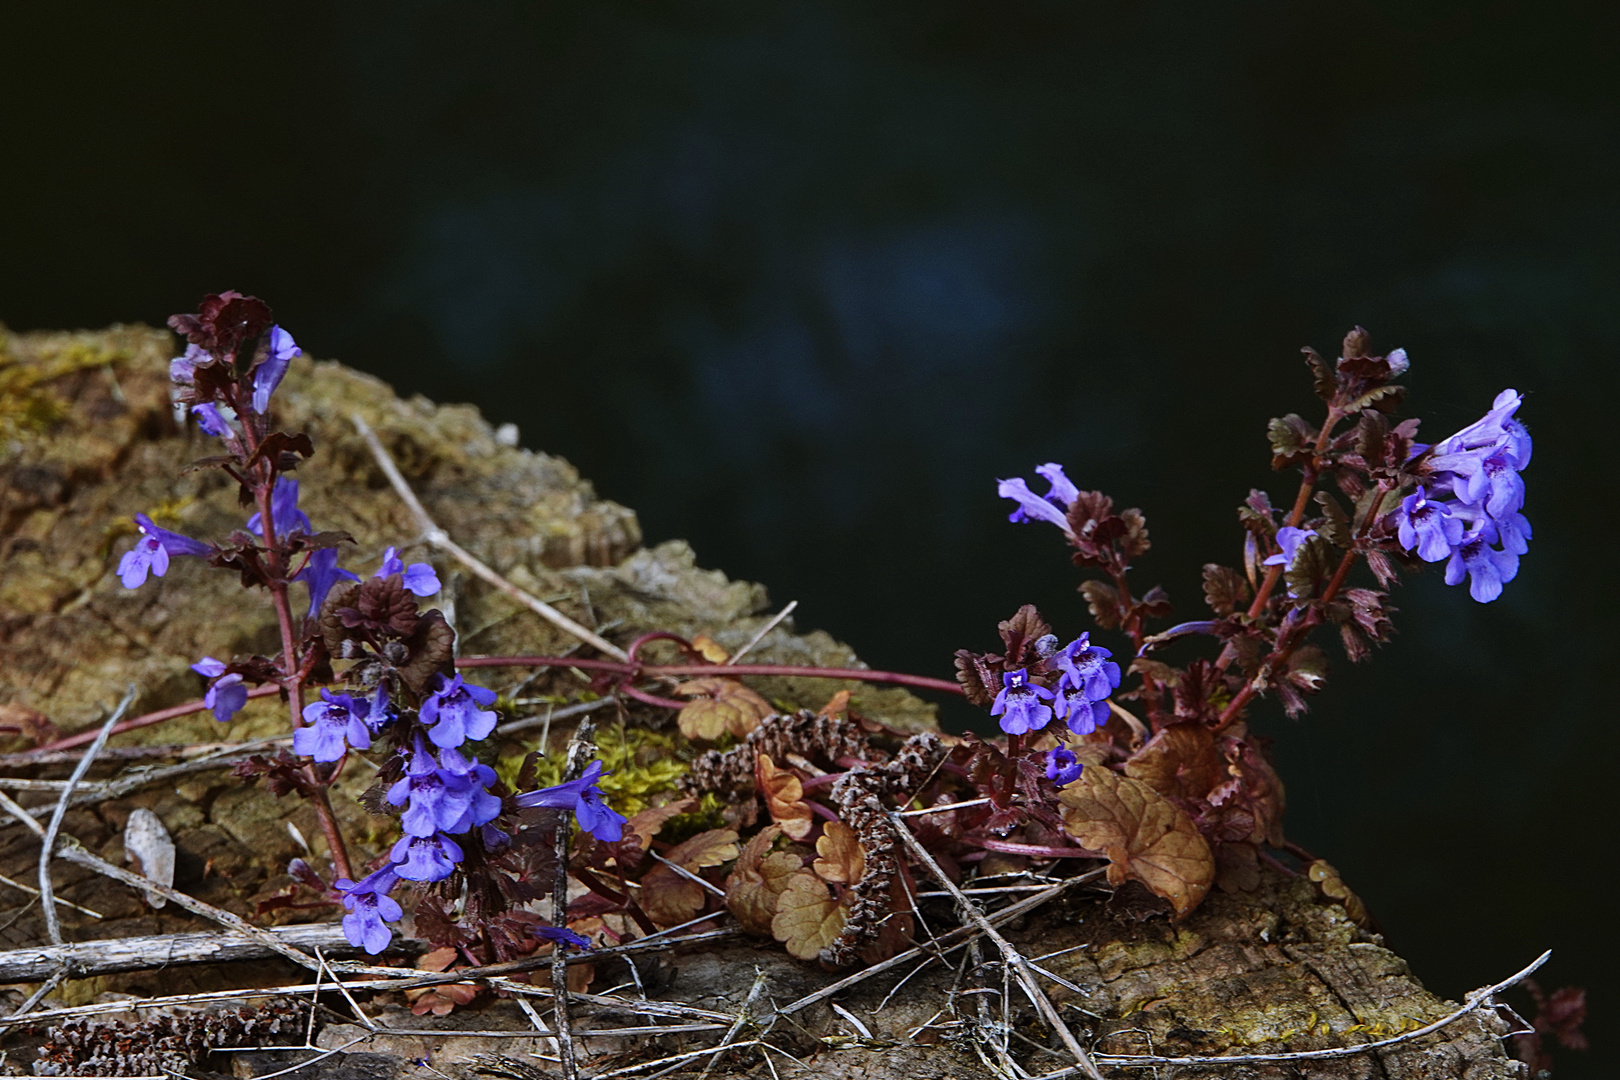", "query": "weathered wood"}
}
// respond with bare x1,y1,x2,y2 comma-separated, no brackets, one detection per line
0,922,354,982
